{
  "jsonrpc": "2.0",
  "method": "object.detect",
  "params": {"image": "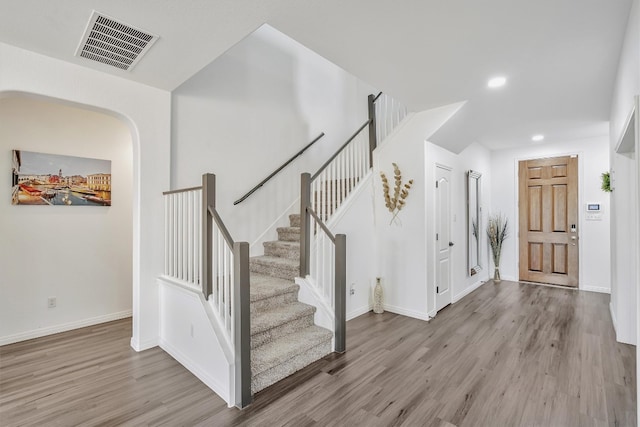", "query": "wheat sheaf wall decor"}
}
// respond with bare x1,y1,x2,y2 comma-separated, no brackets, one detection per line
380,162,414,225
